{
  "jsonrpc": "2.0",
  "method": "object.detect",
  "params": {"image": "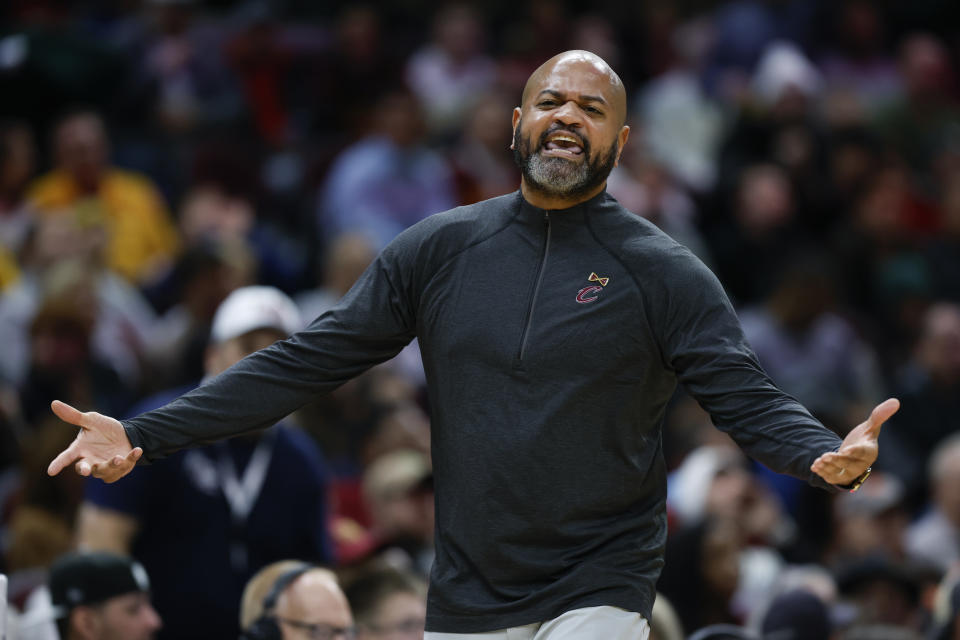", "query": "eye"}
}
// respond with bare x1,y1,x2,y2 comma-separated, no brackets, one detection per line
584,105,602,115
537,100,556,108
